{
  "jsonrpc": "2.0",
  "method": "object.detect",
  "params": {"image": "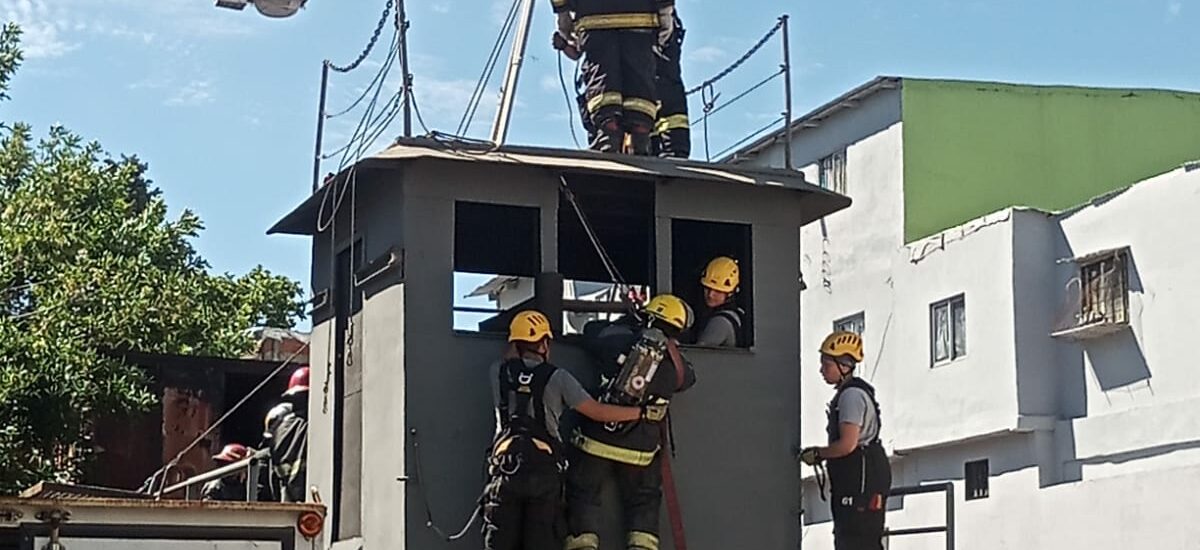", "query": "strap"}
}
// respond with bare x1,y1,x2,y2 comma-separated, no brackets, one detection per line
529,363,556,432
715,307,746,347
573,432,658,466
666,339,686,392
